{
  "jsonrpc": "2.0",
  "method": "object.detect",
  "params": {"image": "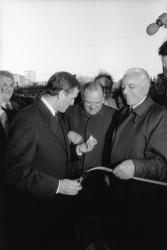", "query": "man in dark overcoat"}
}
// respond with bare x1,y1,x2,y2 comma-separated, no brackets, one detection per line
3,71,82,250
